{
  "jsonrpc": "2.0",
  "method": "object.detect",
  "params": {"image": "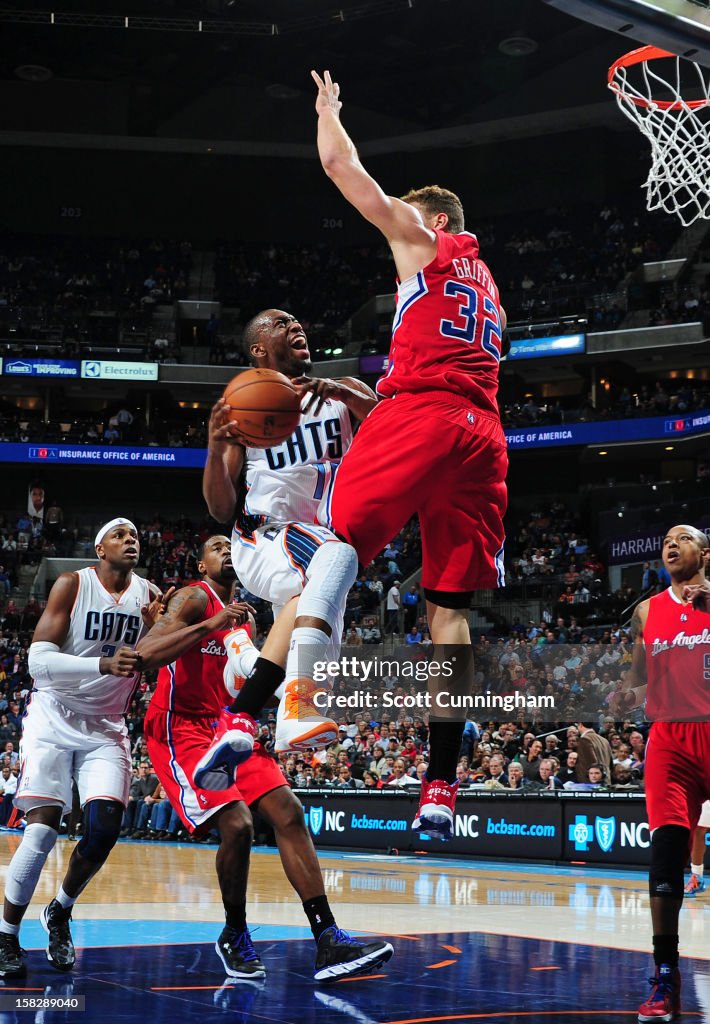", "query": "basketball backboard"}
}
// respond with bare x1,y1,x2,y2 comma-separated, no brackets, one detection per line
542,0,710,66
